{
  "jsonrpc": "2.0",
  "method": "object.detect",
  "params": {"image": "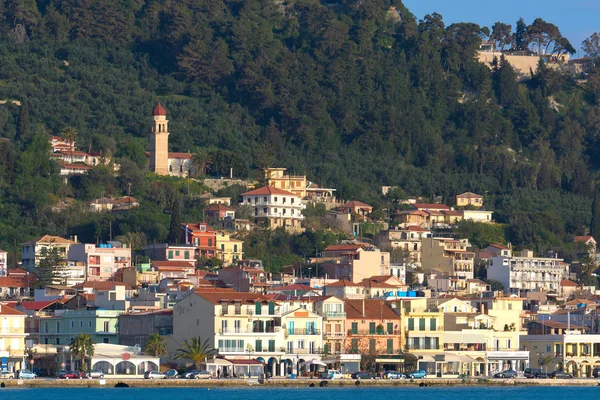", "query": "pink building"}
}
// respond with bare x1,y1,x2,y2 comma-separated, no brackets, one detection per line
68,243,131,281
